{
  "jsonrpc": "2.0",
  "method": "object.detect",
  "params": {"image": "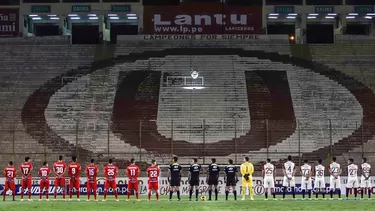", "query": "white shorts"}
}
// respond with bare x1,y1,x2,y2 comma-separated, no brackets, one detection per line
301,177,312,190
347,177,359,188
360,176,372,188
314,178,326,189
330,176,341,189
283,176,295,187
263,177,275,188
